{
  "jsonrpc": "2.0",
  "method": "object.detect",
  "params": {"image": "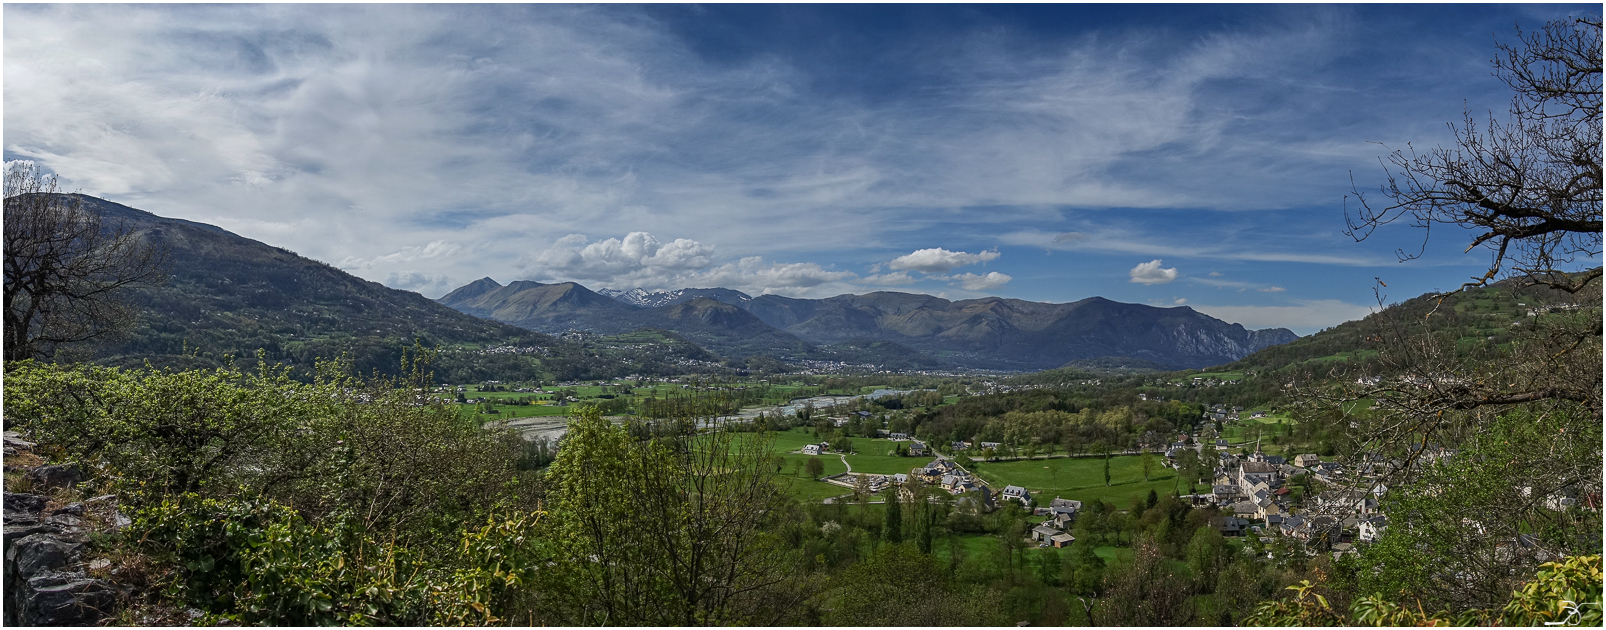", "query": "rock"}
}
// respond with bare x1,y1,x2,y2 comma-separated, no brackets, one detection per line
26,464,83,491
10,534,82,579
83,495,118,506
18,572,116,626
3,435,35,449
4,492,48,516
3,522,63,546
44,513,85,533
51,503,87,517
